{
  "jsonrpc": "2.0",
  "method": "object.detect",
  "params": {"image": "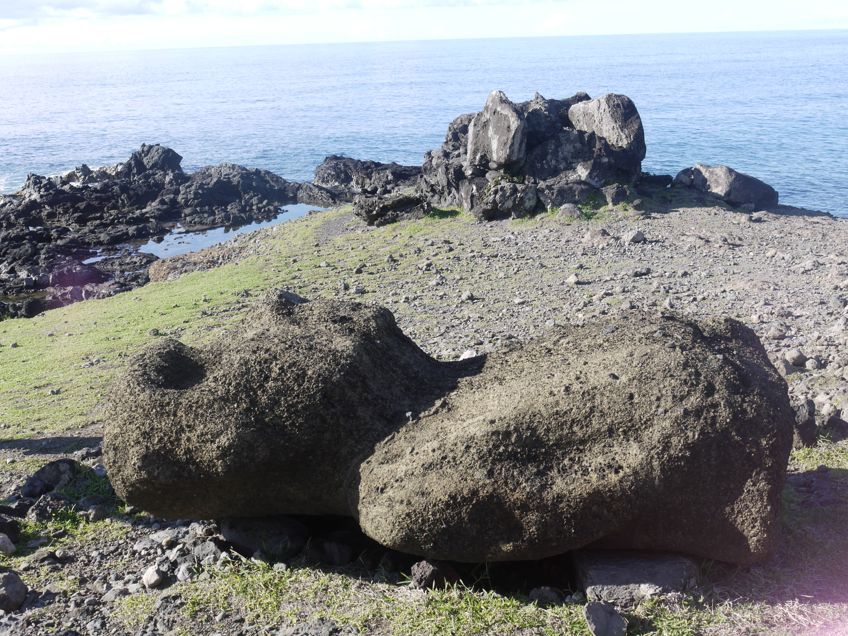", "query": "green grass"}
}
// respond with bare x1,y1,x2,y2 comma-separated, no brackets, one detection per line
179,558,590,636
0,204,846,635
114,592,158,630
